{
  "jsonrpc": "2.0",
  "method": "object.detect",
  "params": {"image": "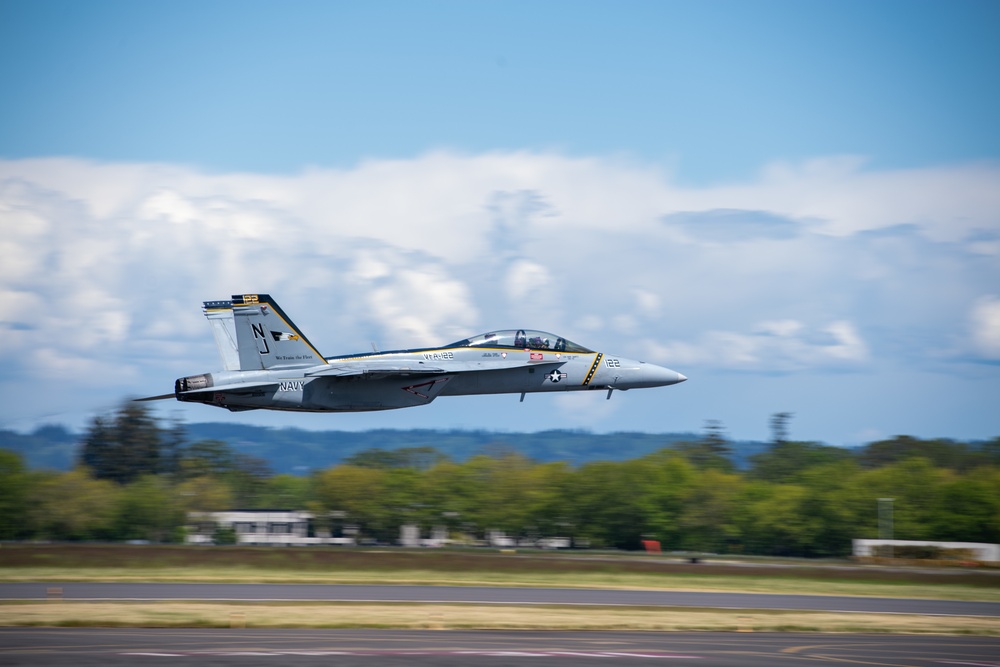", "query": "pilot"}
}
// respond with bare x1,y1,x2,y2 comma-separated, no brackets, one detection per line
514,330,527,348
